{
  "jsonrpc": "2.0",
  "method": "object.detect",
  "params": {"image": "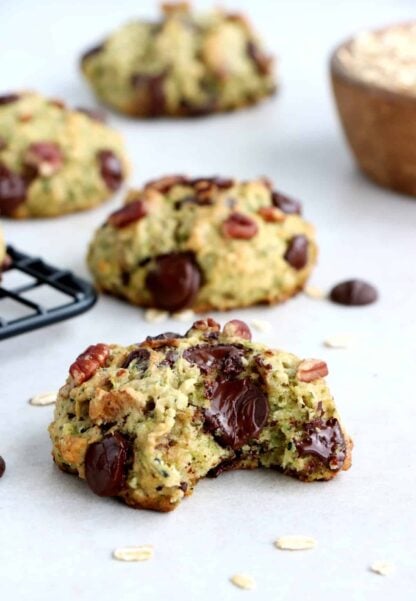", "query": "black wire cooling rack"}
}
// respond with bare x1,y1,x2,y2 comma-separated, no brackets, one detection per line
0,245,97,340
